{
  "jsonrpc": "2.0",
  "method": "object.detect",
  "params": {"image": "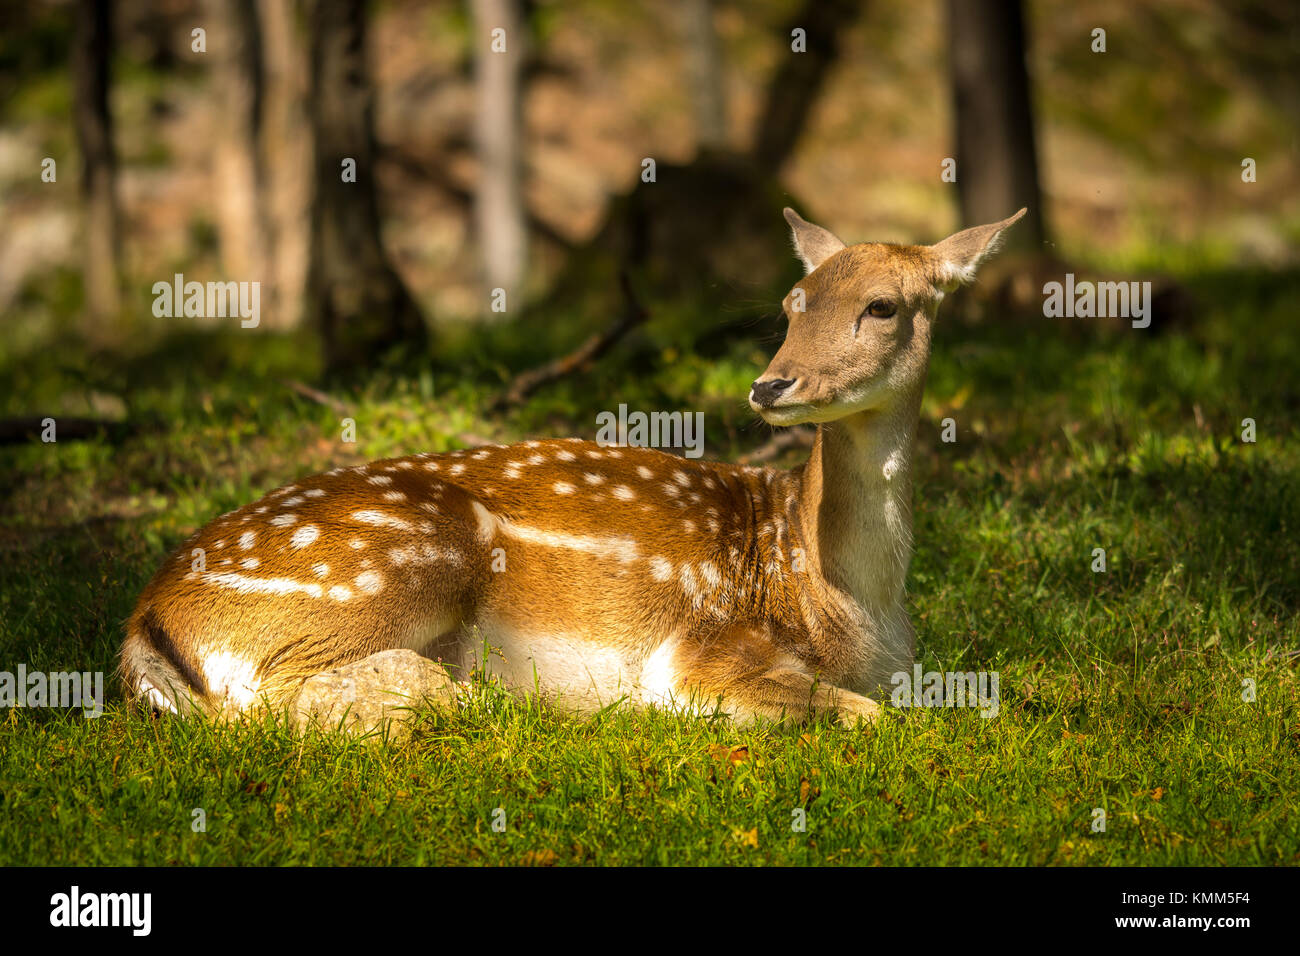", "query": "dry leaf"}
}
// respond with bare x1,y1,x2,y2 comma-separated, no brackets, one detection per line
799,776,821,803
708,744,750,777
709,743,749,764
